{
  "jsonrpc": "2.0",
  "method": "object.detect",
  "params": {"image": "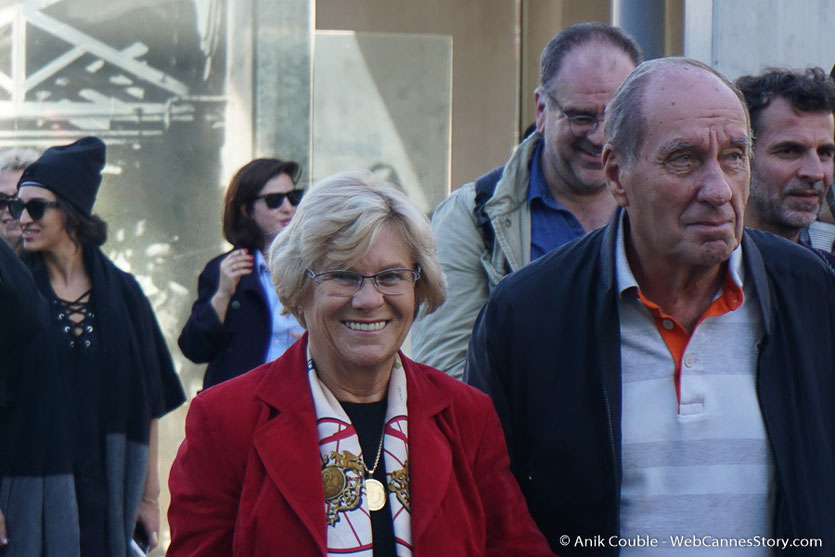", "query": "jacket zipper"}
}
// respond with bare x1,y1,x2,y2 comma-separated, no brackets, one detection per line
601,381,620,554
